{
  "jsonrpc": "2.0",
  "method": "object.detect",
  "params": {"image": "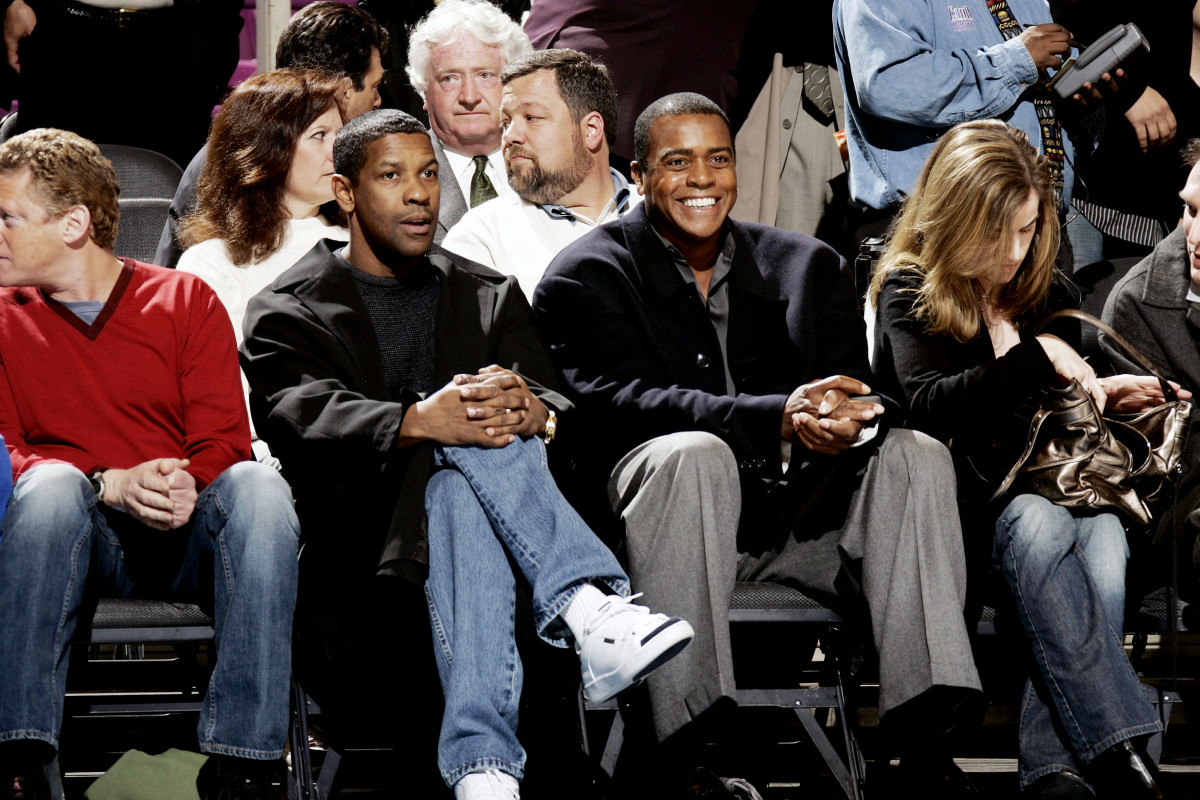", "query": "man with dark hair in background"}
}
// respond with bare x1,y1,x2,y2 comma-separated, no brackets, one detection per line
153,1,388,267
441,48,637,301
